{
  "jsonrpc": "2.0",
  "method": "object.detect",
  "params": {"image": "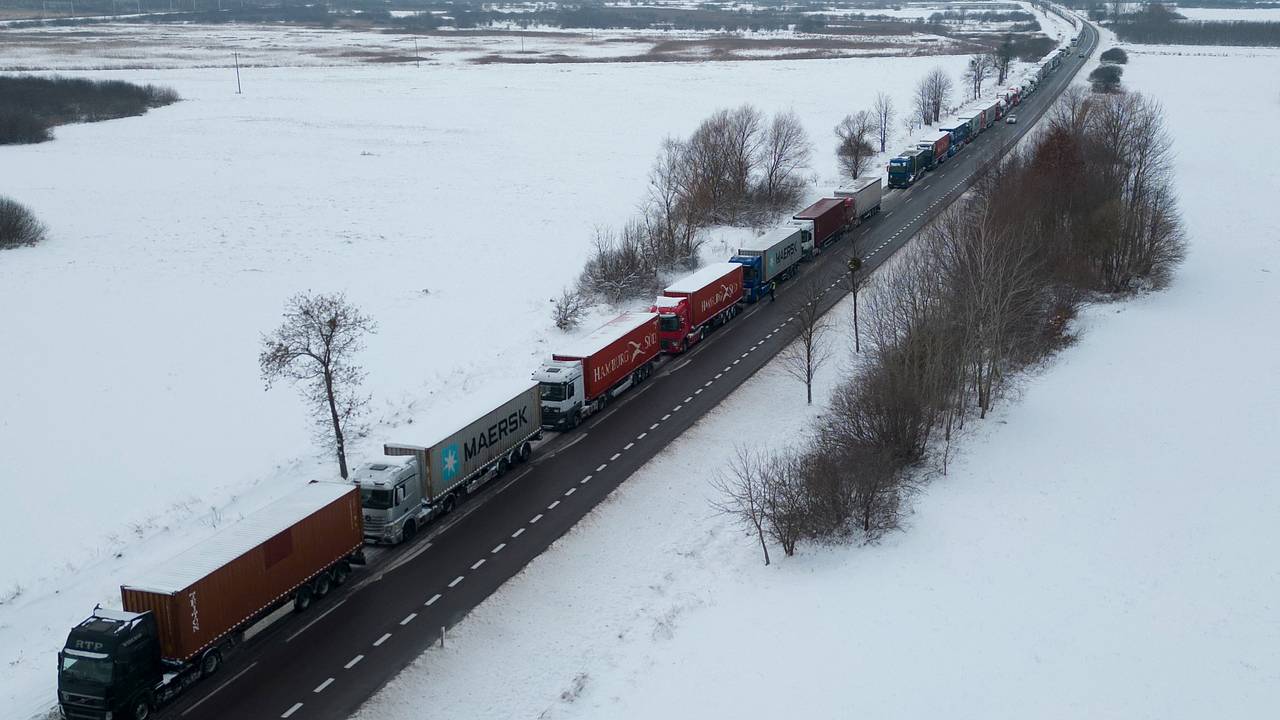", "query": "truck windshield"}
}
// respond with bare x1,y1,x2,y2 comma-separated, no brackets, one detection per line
741,266,757,285
540,382,568,402
359,488,394,510
659,314,681,332
60,653,113,685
